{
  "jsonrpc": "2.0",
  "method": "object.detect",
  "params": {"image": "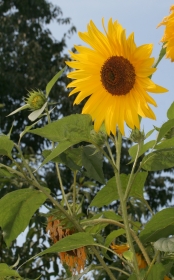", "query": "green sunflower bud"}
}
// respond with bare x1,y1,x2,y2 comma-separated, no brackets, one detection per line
90,129,107,146
130,128,145,143
26,90,47,110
